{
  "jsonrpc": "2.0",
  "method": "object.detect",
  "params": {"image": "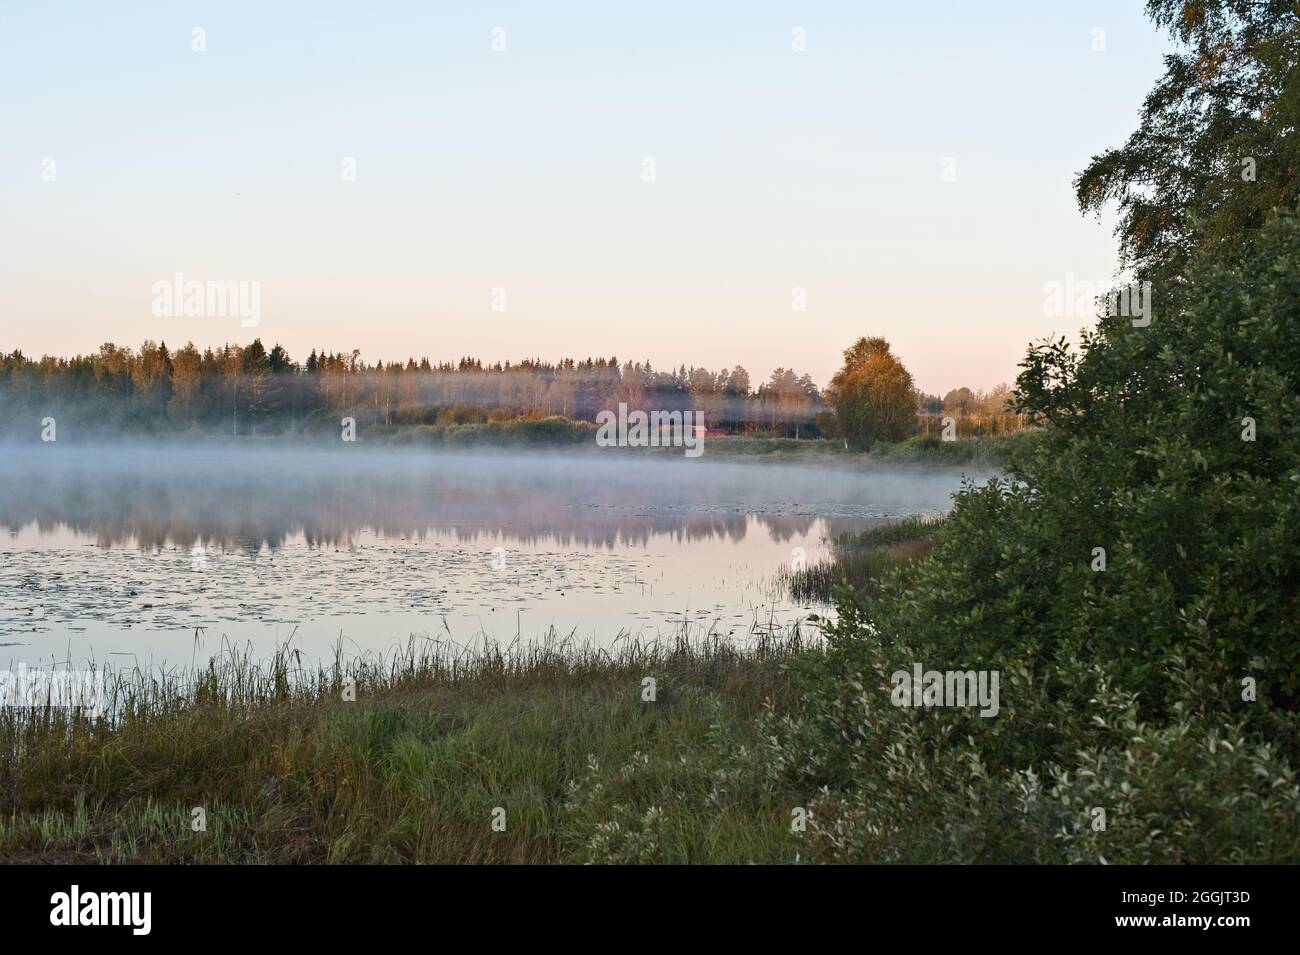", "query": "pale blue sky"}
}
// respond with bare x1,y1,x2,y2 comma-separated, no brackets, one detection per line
0,1,1171,392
